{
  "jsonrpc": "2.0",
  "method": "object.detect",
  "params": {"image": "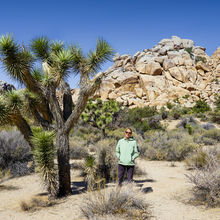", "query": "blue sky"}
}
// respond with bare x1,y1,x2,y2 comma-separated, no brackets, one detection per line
0,0,220,88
